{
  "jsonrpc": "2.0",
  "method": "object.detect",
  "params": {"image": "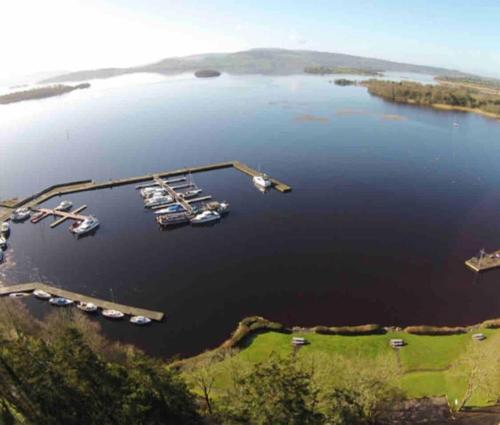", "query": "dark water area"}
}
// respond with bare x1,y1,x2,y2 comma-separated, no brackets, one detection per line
1,73,500,358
